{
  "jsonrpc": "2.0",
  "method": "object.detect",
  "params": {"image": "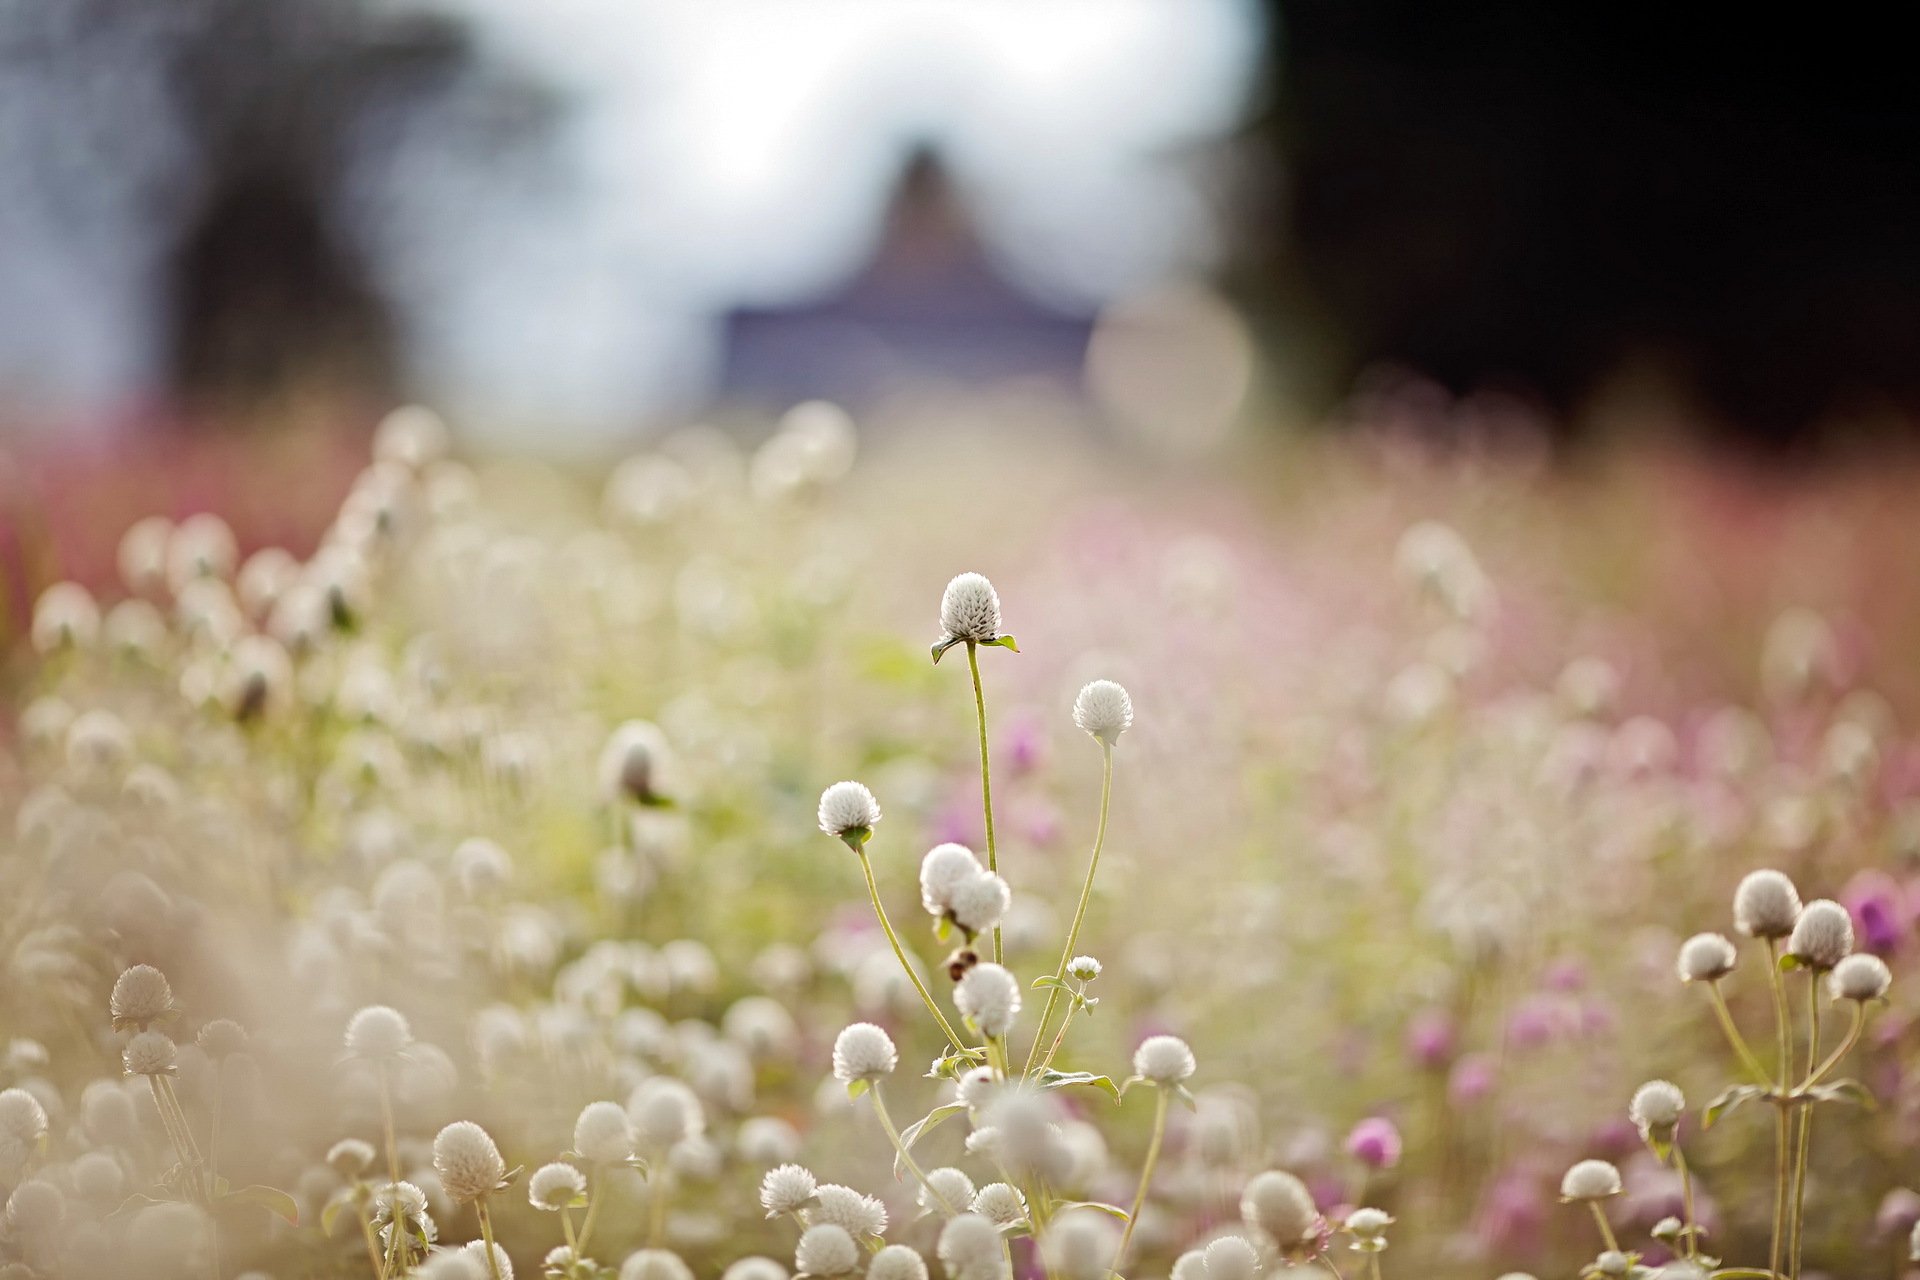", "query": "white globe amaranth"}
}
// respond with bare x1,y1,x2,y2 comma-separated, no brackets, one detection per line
1241,1169,1319,1247
122,1030,179,1077
573,1100,635,1164
1733,869,1802,939
1830,952,1893,1002
818,781,882,840
1788,898,1855,970
4,1177,64,1236
920,843,985,916
628,1077,705,1150
31,581,100,653
948,872,1012,936
110,964,175,1028
432,1120,507,1204
1629,1080,1686,1135
806,1184,887,1238
345,1005,413,1059
461,1241,514,1280
832,1022,898,1085
327,1138,376,1178
760,1163,818,1217
1133,1034,1197,1085
1677,932,1738,983
1345,1207,1393,1241
1072,680,1134,747
1042,1211,1120,1280
1560,1158,1623,1201
1066,956,1102,982
956,1066,1001,1110
937,1214,1009,1280
1201,1235,1261,1280
954,963,1021,1037
869,1245,930,1280
939,573,1003,644
795,1224,861,1277
528,1162,587,1210
722,1258,790,1280
599,720,672,805
622,1250,695,1280
920,1166,976,1216
969,1181,1027,1227
1171,1250,1209,1280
